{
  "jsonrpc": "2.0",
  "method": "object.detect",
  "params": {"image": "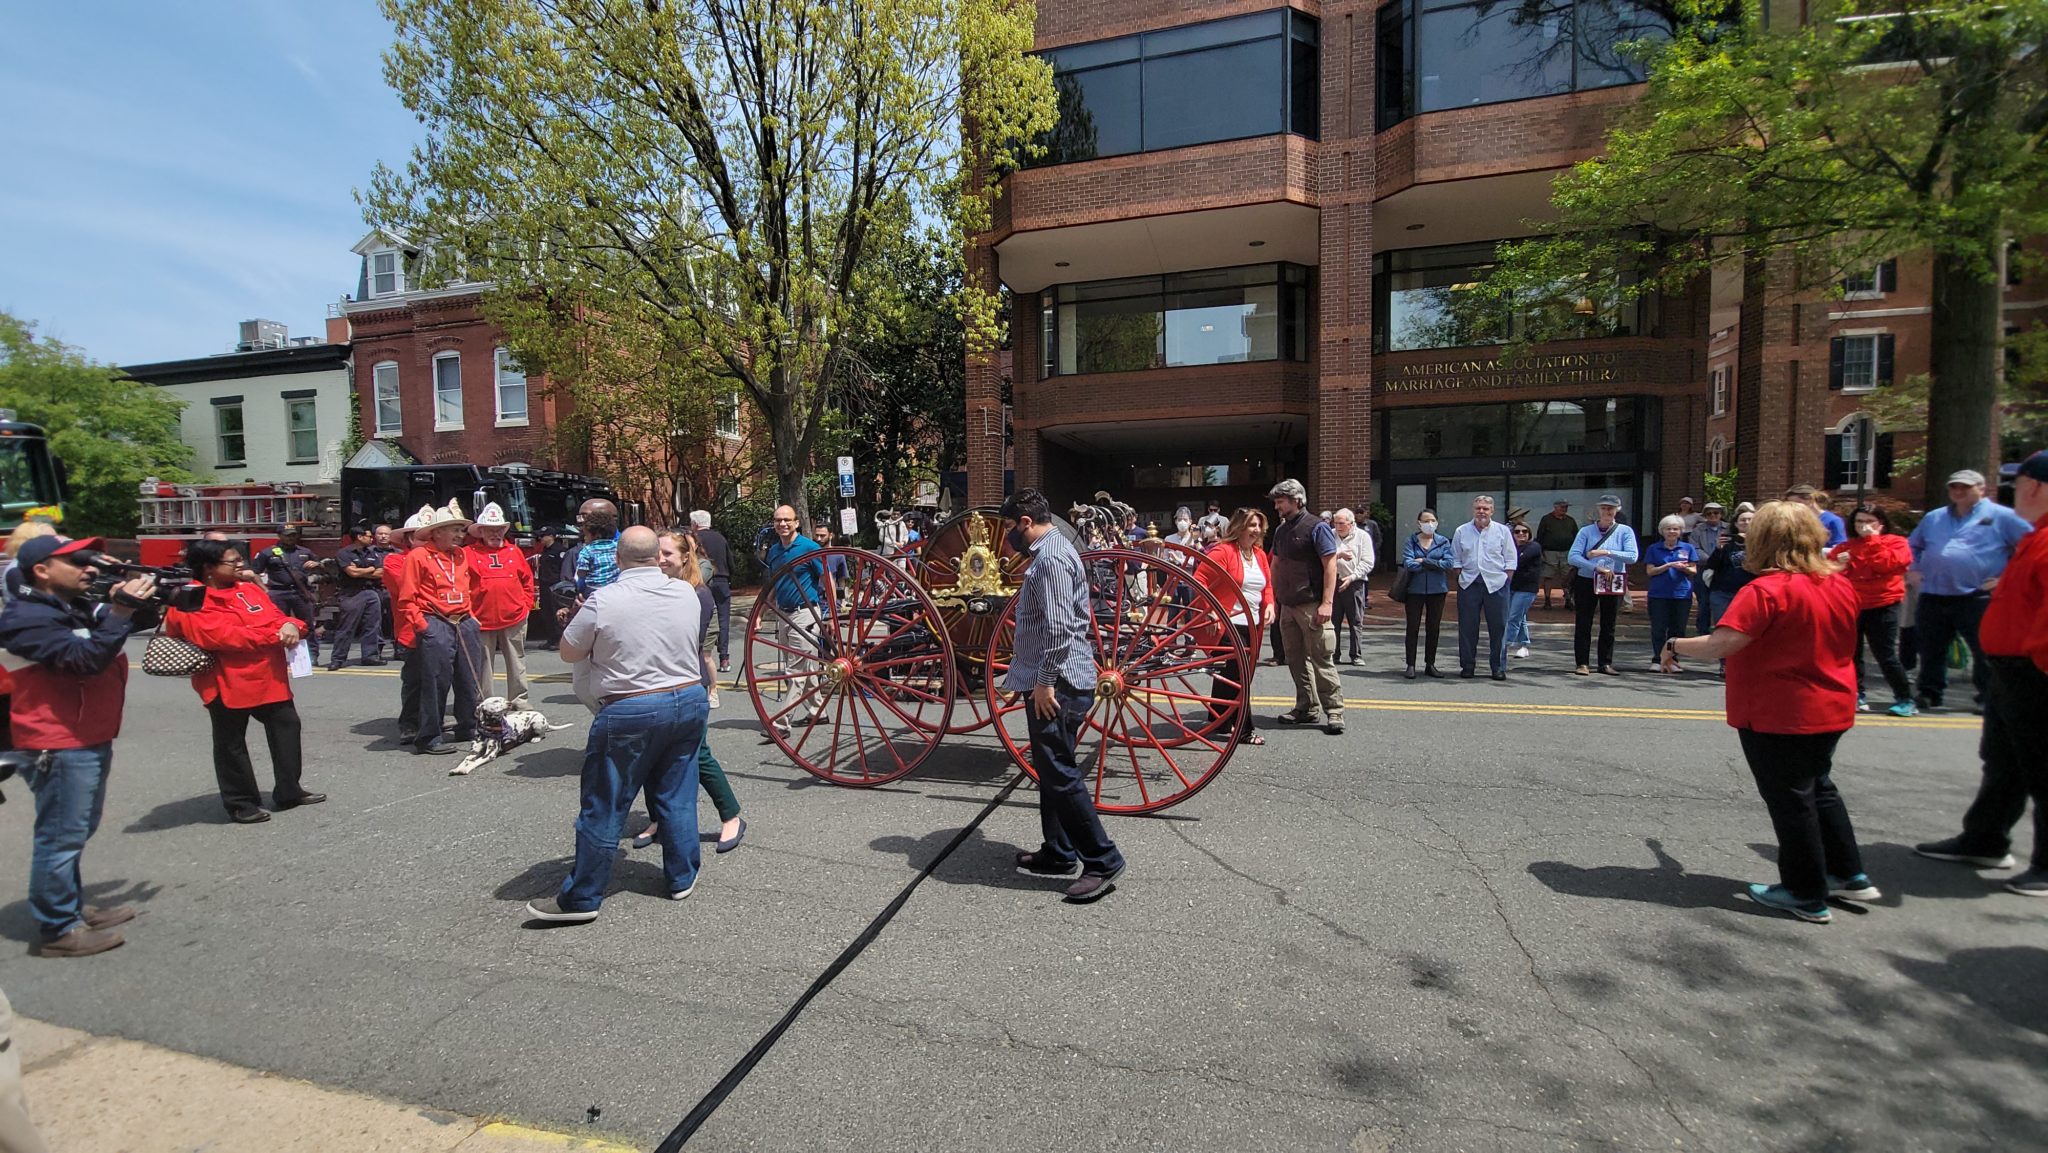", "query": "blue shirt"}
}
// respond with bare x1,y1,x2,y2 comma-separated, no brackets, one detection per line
763,533,827,610
1645,541,1698,600
573,537,620,594
1004,528,1097,692
1908,497,2033,595
1818,510,1847,548
1567,521,1640,578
